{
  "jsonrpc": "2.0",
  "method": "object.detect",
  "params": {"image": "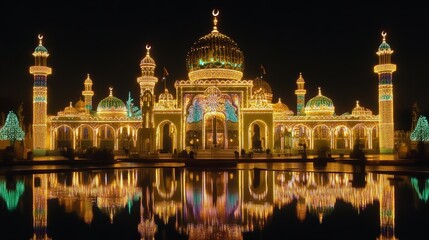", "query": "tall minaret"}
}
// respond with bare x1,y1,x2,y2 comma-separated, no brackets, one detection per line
82,74,94,113
29,35,52,152
295,73,306,116
374,32,396,154
137,45,158,152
